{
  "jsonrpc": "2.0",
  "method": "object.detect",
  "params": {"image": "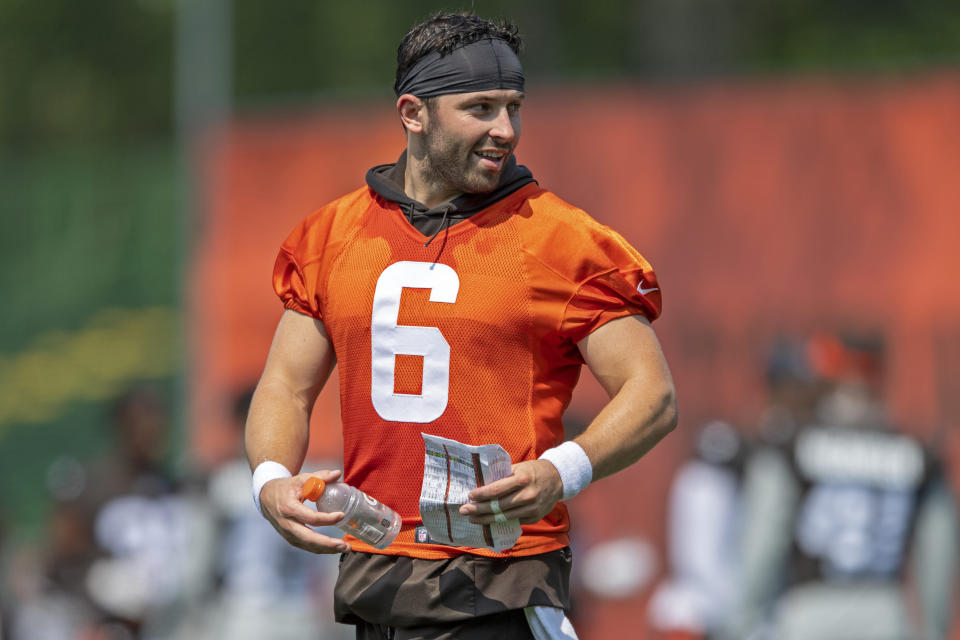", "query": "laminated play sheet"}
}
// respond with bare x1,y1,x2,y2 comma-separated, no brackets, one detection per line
418,433,522,551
